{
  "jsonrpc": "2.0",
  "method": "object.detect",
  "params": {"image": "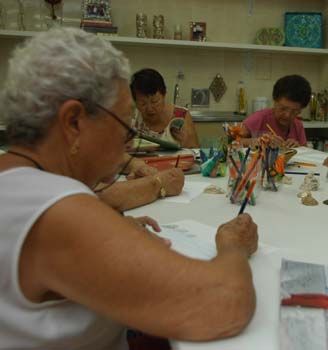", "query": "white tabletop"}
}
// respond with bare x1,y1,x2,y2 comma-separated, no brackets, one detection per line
127,147,328,350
